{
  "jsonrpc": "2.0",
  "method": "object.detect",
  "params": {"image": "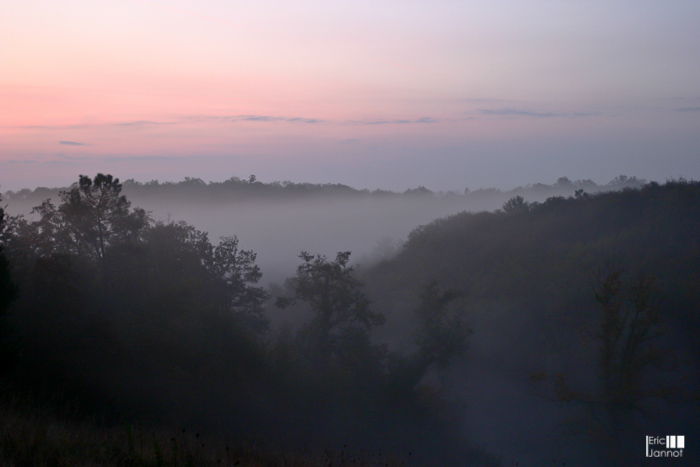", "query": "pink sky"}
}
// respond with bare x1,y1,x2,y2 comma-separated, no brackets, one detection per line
2,0,700,191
